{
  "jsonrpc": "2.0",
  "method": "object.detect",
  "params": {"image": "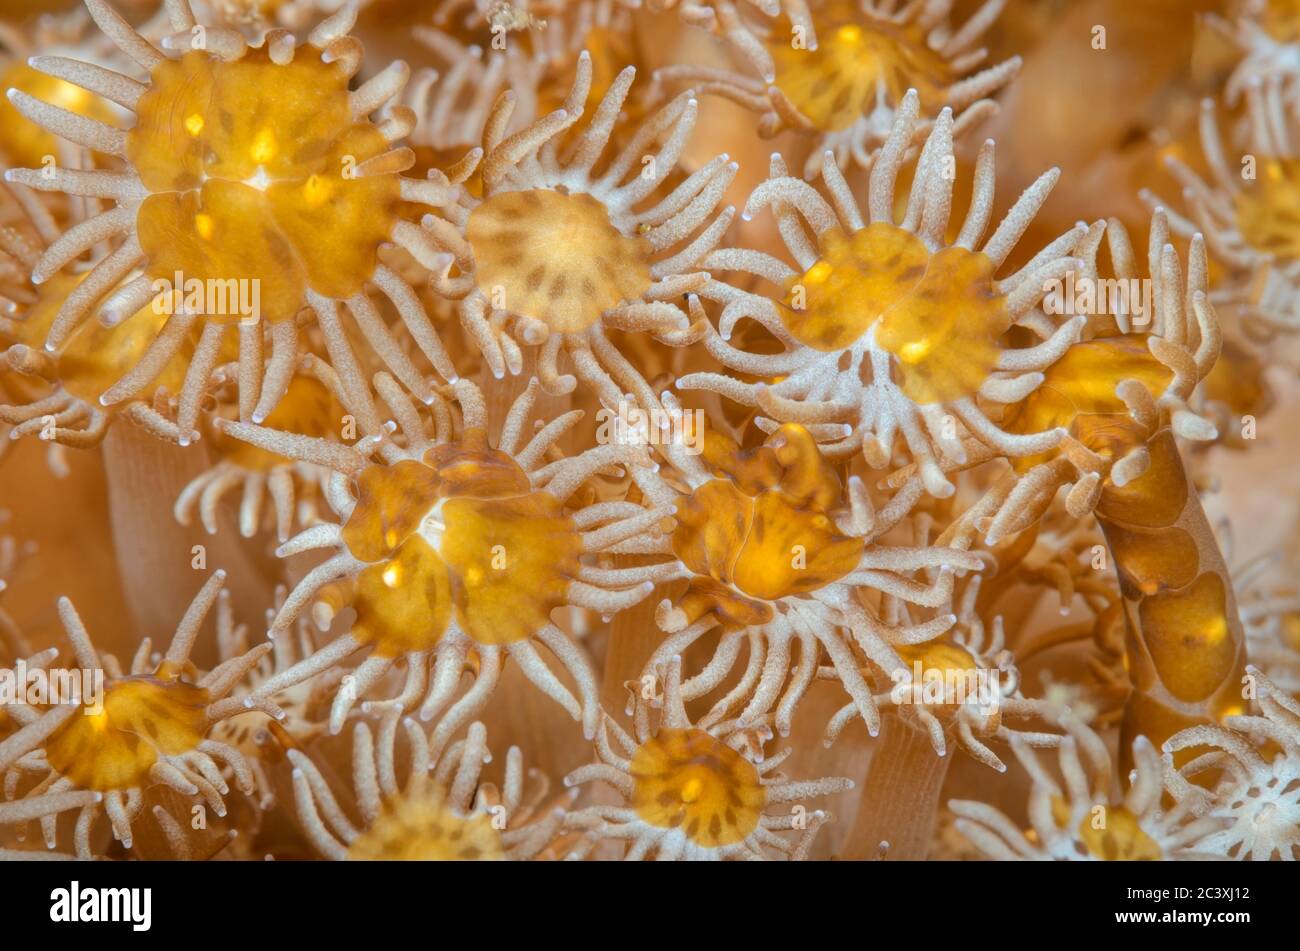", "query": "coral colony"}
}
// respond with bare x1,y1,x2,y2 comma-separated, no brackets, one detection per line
0,0,1299,865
